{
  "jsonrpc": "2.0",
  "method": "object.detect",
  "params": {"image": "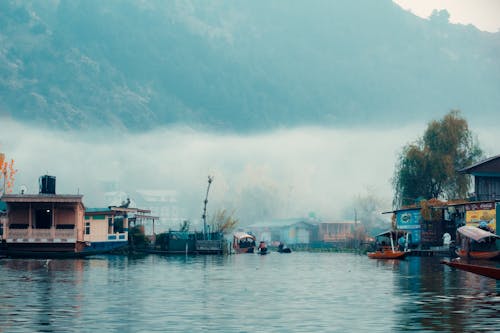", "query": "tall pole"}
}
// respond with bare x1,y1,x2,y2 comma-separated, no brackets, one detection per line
202,176,213,240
